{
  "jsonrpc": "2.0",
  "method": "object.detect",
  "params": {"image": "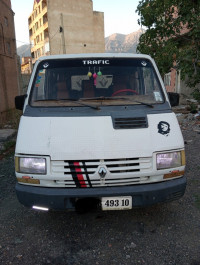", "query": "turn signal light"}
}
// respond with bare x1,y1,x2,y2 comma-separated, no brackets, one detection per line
17,177,40,184
163,170,185,179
